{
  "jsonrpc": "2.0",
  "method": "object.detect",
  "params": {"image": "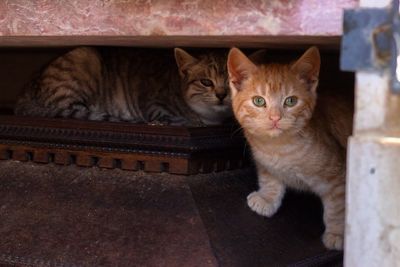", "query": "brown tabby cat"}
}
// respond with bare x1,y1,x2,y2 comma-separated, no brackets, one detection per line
14,47,232,126
227,46,353,250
